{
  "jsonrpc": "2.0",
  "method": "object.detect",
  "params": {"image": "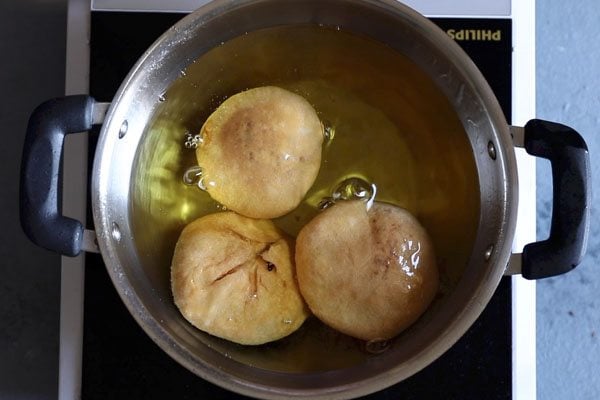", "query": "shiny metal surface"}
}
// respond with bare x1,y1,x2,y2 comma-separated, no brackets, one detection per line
506,253,523,276
91,0,512,16
510,125,526,148
90,0,519,398
81,229,99,254
91,102,110,125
